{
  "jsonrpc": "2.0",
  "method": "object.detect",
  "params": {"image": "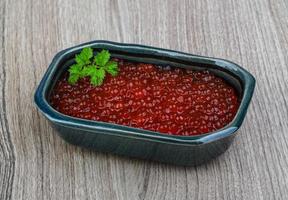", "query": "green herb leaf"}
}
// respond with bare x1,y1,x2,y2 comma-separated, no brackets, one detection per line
90,68,106,86
105,61,119,76
68,64,82,73
68,73,80,85
68,48,118,86
94,50,110,66
80,65,95,77
75,47,93,65
68,64,82,84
